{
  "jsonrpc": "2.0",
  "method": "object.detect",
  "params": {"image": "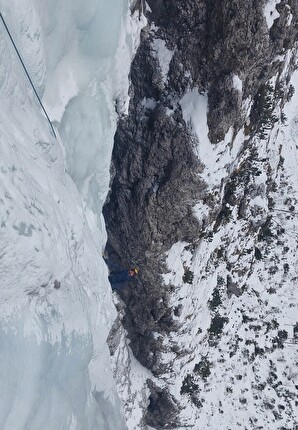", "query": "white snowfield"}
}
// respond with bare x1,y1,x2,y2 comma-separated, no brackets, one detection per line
0,1,143,429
